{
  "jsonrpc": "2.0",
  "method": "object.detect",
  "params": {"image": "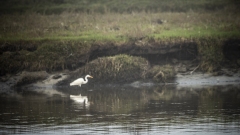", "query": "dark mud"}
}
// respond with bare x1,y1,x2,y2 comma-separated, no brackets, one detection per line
89,39,198,64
